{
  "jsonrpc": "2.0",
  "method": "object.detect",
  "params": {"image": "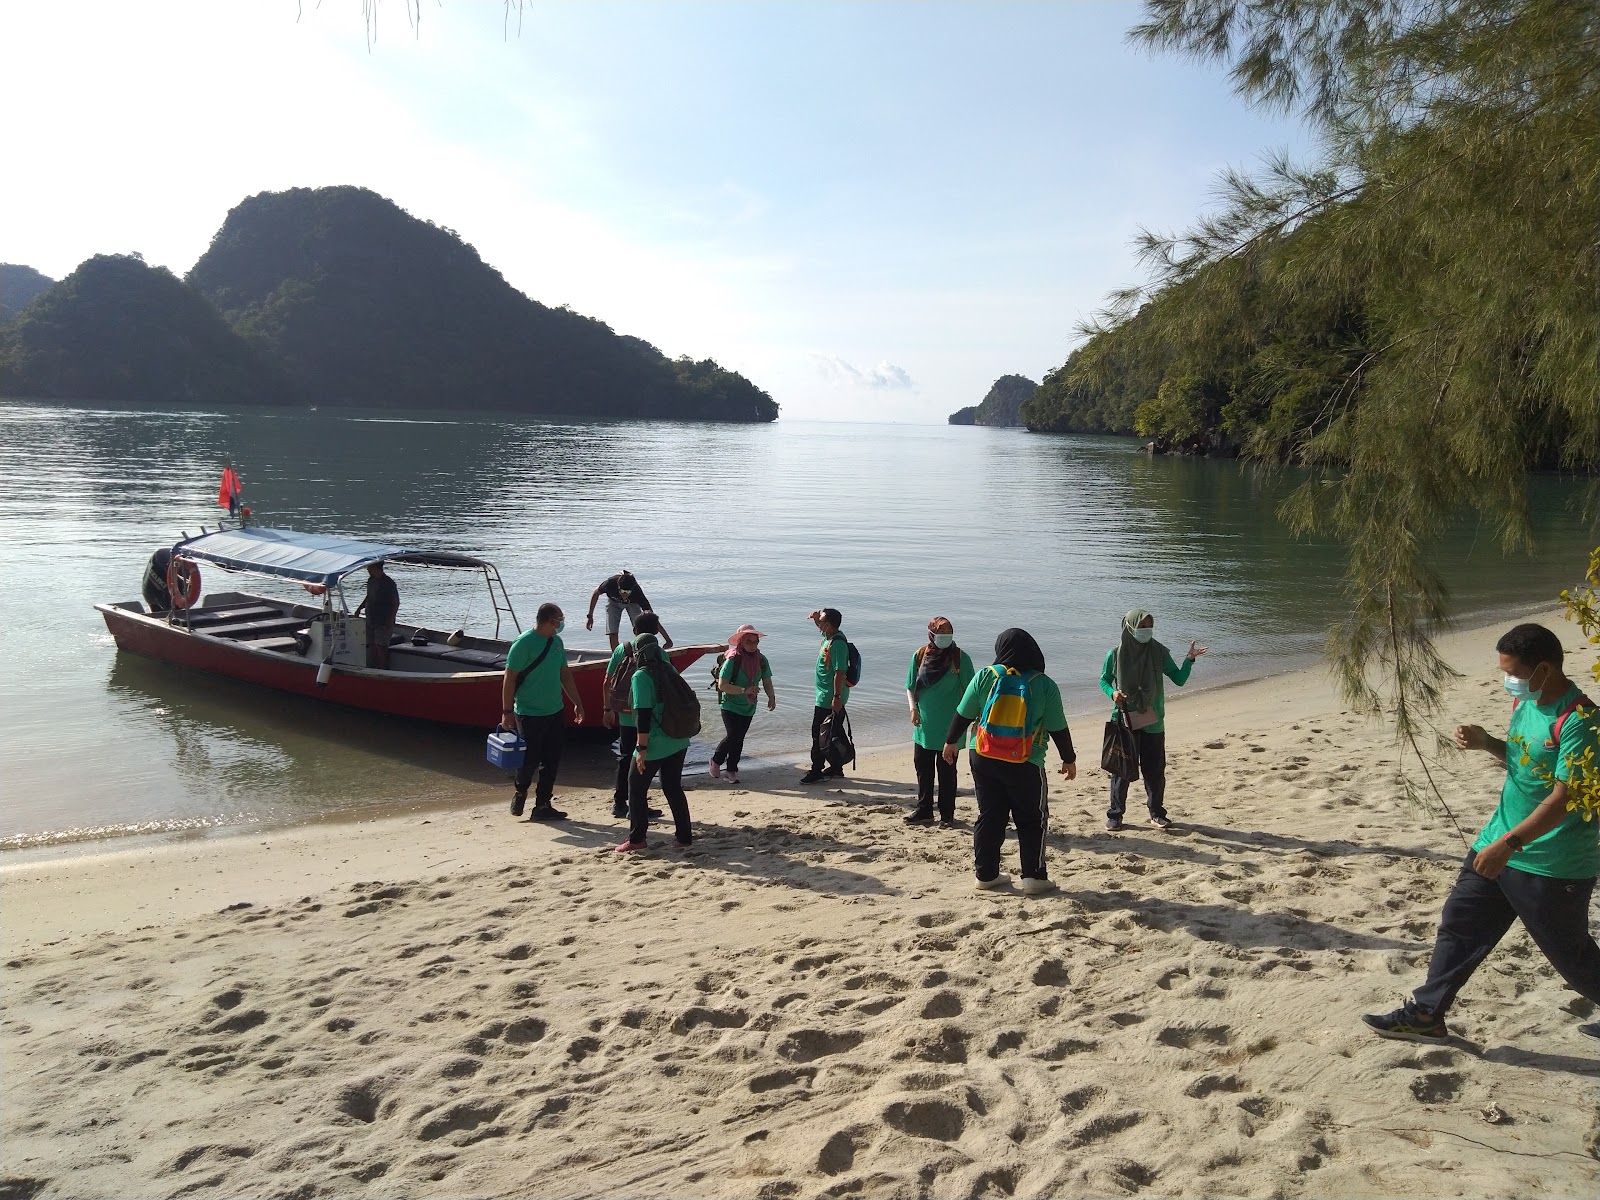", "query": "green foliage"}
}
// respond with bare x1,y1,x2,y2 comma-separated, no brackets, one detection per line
187,186,778,422
0,264,55,324
1559,547,1600,820
966,374,1037,427
0,255,296,407
947,405,978,426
